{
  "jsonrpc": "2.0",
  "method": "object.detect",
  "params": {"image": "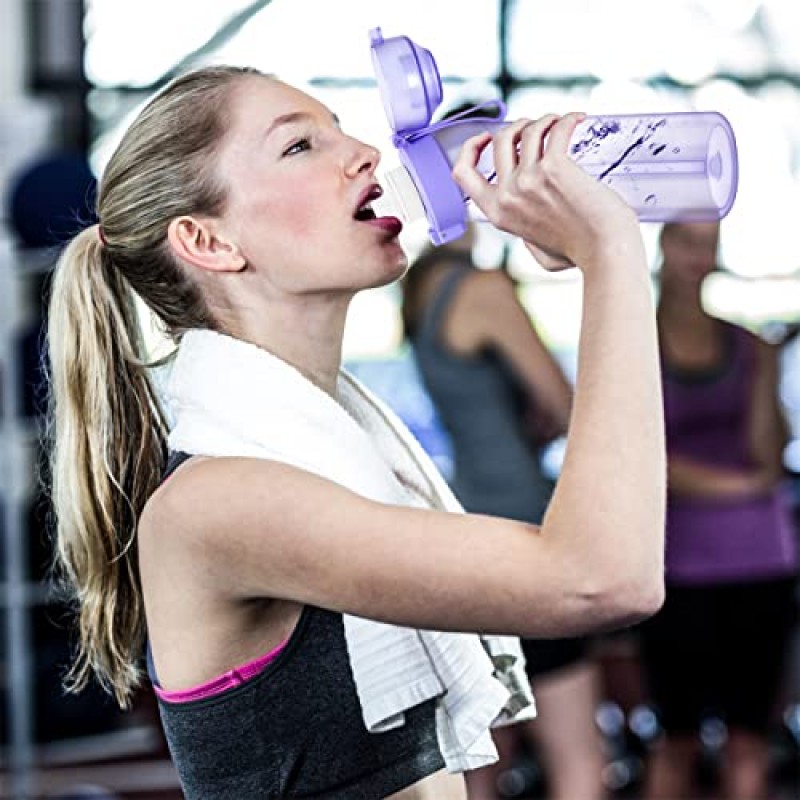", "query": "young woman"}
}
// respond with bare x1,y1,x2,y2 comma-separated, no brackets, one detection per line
403,227,606,800
47,66,665,798
639,221,799,800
